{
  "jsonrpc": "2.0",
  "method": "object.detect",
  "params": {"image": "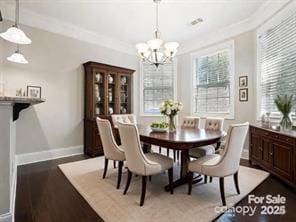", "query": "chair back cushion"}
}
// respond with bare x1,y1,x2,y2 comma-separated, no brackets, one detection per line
181,117,200,129
117,122,152,175
96,117,124,160
218,122,249,176
111,114,137,128
205,117,224,131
